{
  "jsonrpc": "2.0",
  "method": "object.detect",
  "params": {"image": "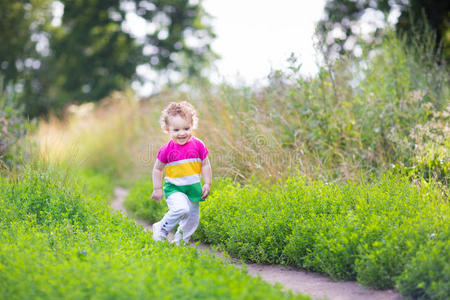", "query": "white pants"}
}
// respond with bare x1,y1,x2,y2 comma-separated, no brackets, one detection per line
160,192,200,244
